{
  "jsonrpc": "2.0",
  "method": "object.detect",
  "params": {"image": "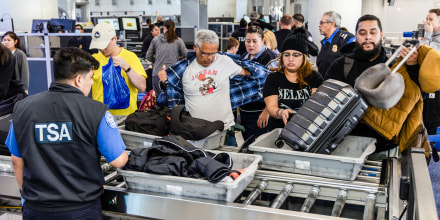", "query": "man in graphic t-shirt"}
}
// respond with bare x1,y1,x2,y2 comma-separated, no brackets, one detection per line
158,30,250,128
